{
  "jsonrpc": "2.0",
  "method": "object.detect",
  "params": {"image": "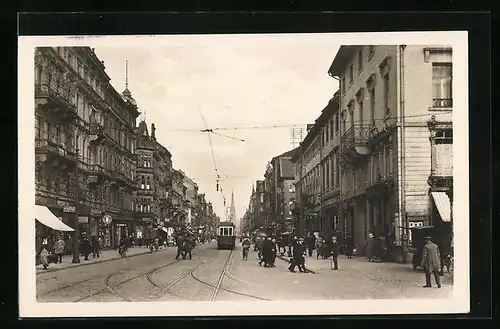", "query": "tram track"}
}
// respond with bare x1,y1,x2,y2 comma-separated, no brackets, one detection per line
40,245,206,302
190,249,271,301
